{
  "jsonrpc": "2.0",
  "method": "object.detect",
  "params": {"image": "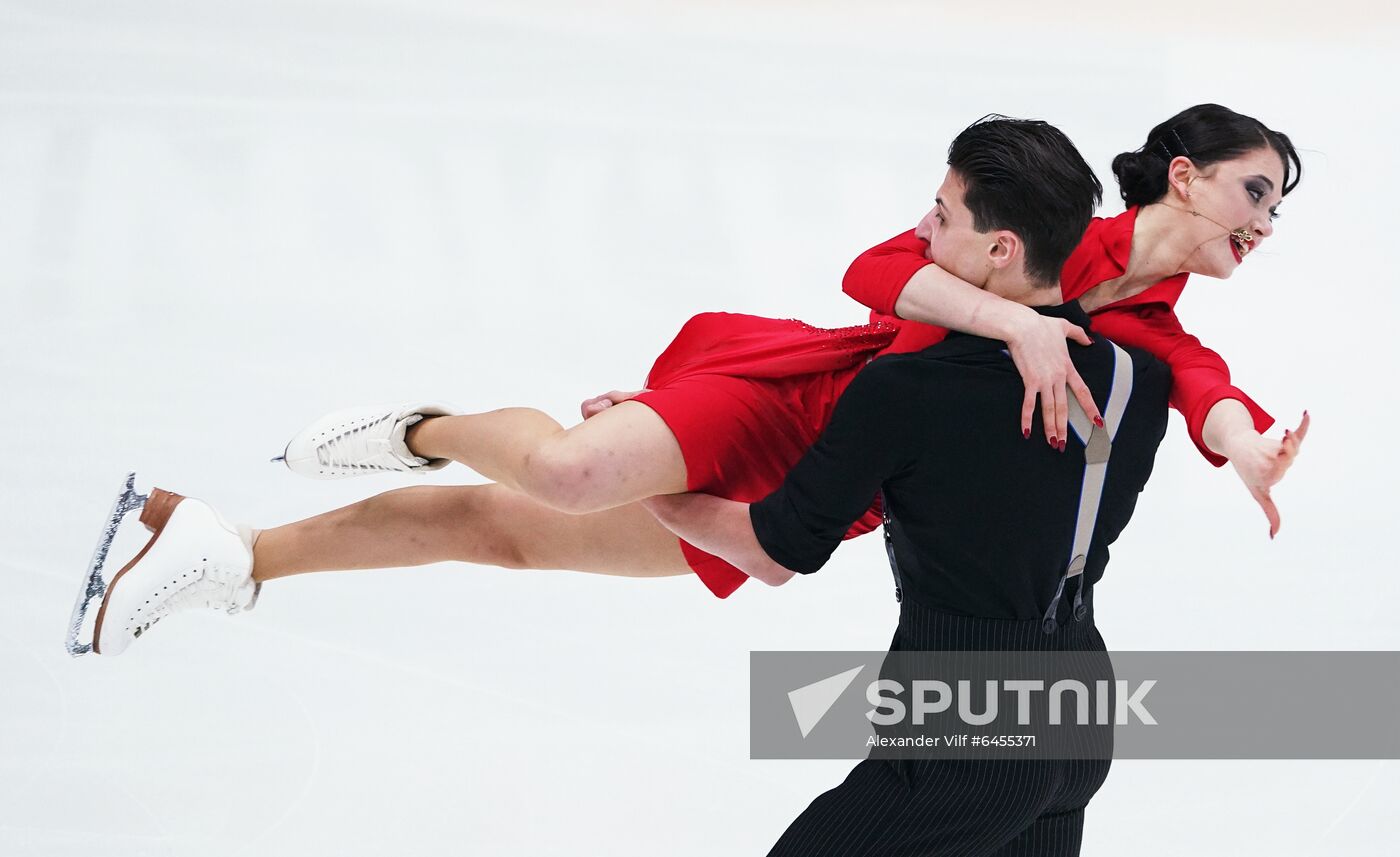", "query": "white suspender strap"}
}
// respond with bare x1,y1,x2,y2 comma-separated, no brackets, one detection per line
1043,343,1135,633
